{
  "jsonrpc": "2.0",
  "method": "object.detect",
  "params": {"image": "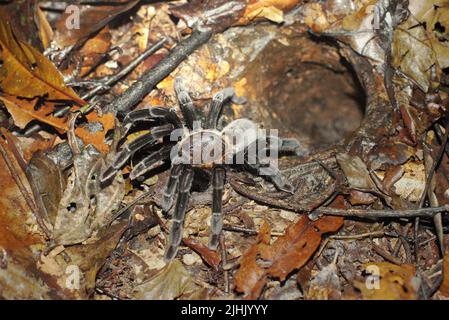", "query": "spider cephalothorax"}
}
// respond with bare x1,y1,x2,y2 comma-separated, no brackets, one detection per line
100,78,300,260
